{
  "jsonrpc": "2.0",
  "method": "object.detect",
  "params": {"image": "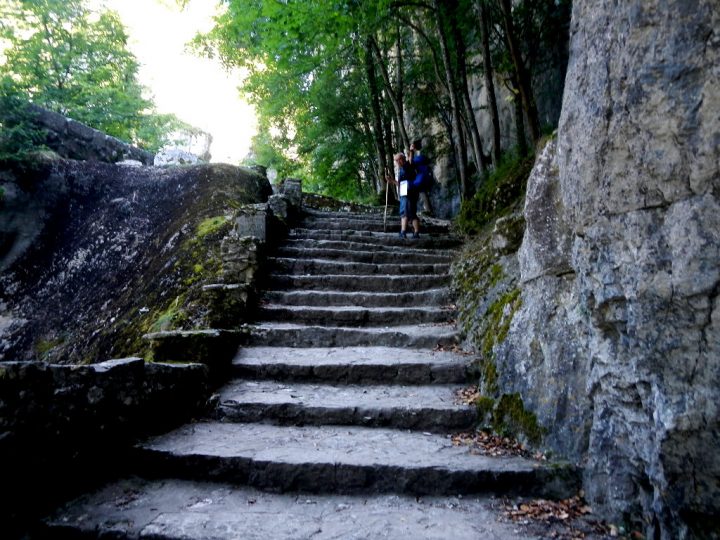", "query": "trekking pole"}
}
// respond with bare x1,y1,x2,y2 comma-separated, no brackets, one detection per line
383,169,389,232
